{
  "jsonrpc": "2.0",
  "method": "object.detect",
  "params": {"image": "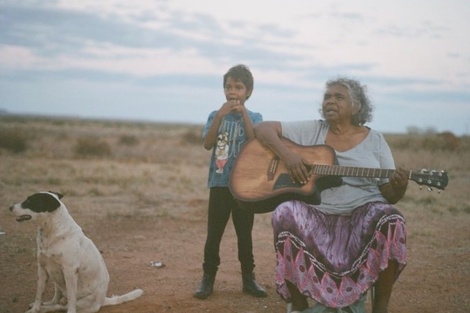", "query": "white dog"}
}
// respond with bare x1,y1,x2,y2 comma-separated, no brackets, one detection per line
9,191,144,313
